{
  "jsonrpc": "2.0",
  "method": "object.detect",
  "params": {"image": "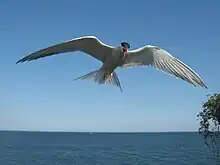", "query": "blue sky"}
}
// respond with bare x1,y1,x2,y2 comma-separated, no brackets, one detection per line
0,0,219,132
